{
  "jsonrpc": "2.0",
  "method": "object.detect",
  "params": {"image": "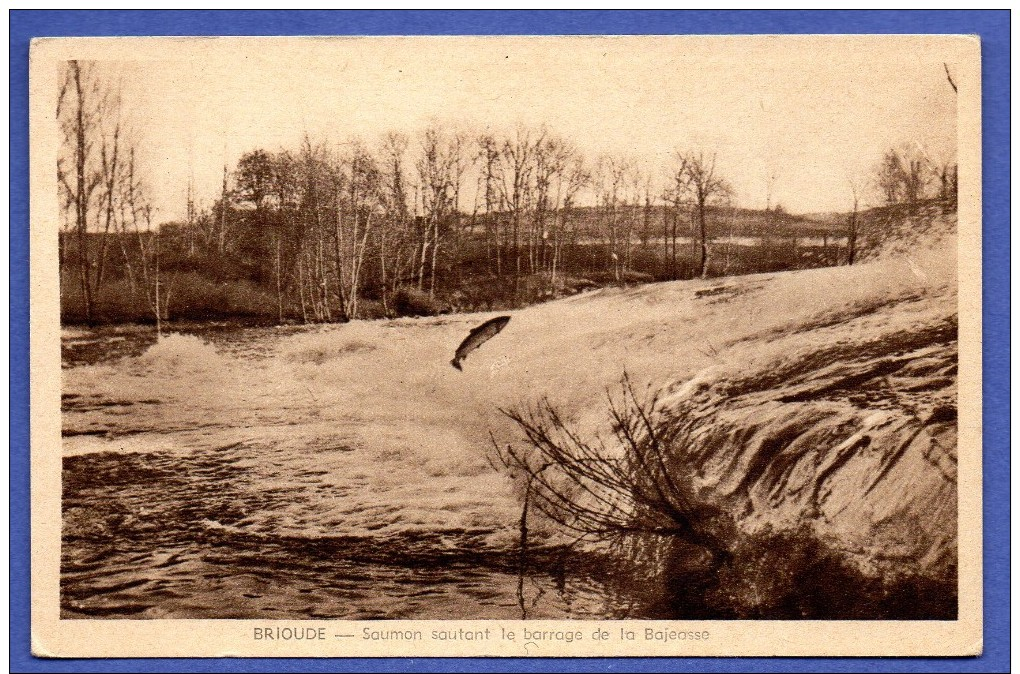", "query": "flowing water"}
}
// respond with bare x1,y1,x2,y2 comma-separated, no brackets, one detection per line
60,322,662,620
